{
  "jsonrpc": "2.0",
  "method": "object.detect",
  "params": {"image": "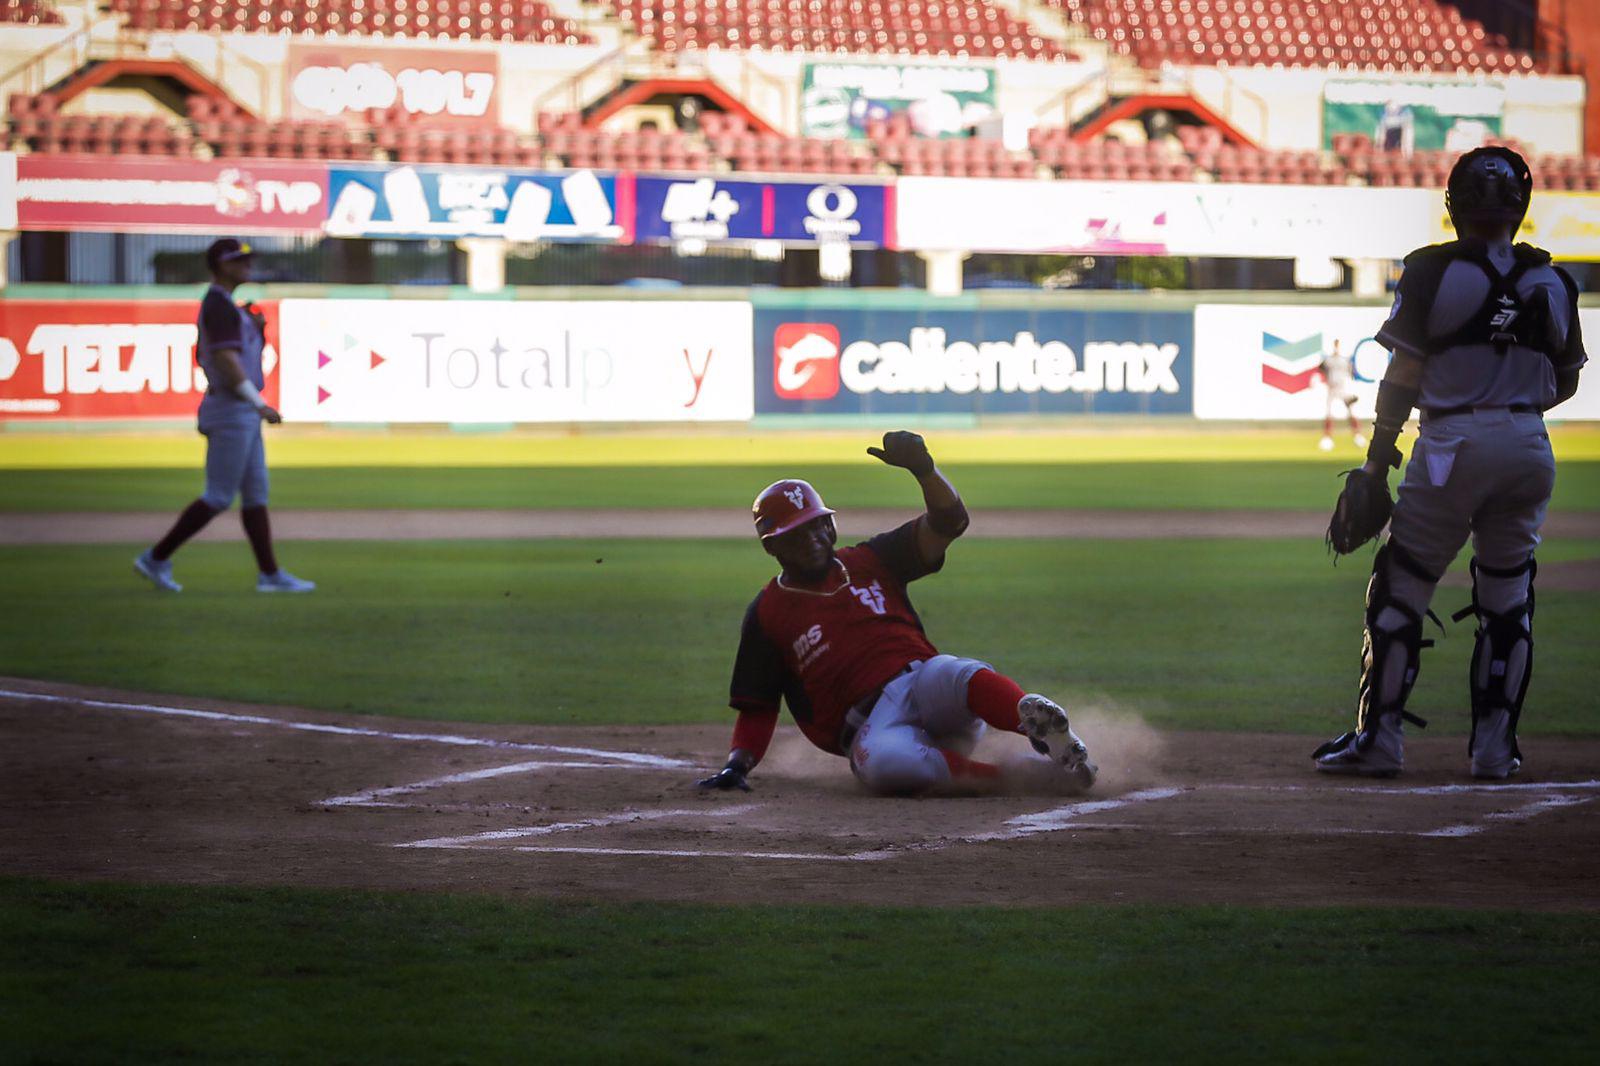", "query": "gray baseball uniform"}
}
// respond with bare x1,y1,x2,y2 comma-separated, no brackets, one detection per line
195,283,269,511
